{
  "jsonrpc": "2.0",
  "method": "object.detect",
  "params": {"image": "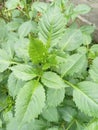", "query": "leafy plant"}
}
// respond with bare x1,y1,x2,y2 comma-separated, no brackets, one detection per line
0,0,97,130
